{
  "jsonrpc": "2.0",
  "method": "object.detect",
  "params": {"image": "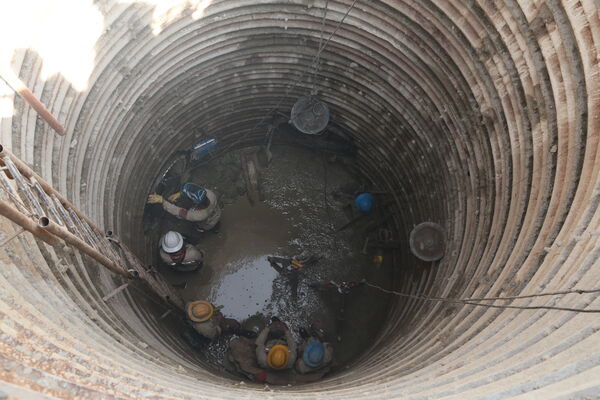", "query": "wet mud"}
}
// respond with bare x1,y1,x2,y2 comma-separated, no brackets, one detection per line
146,145,394,376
